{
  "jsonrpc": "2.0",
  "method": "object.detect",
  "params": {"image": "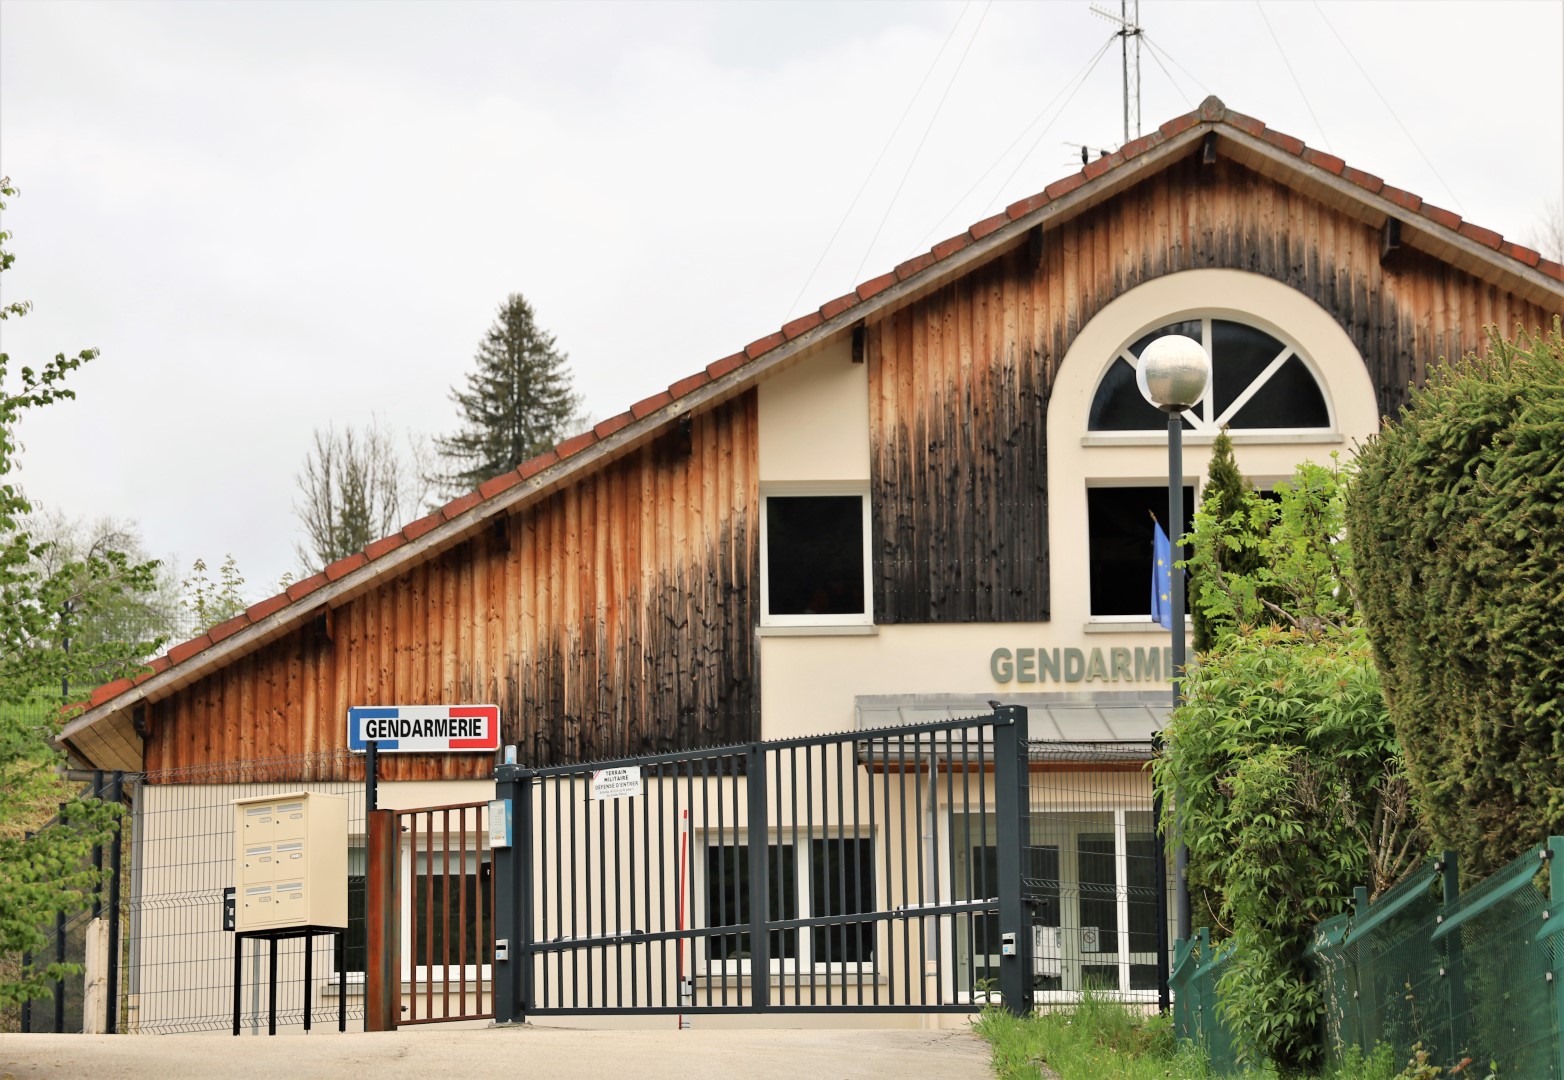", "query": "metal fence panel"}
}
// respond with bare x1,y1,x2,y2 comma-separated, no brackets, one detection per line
1181,839,1564,1076
121,751,368,1034
495,710,1036,1019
